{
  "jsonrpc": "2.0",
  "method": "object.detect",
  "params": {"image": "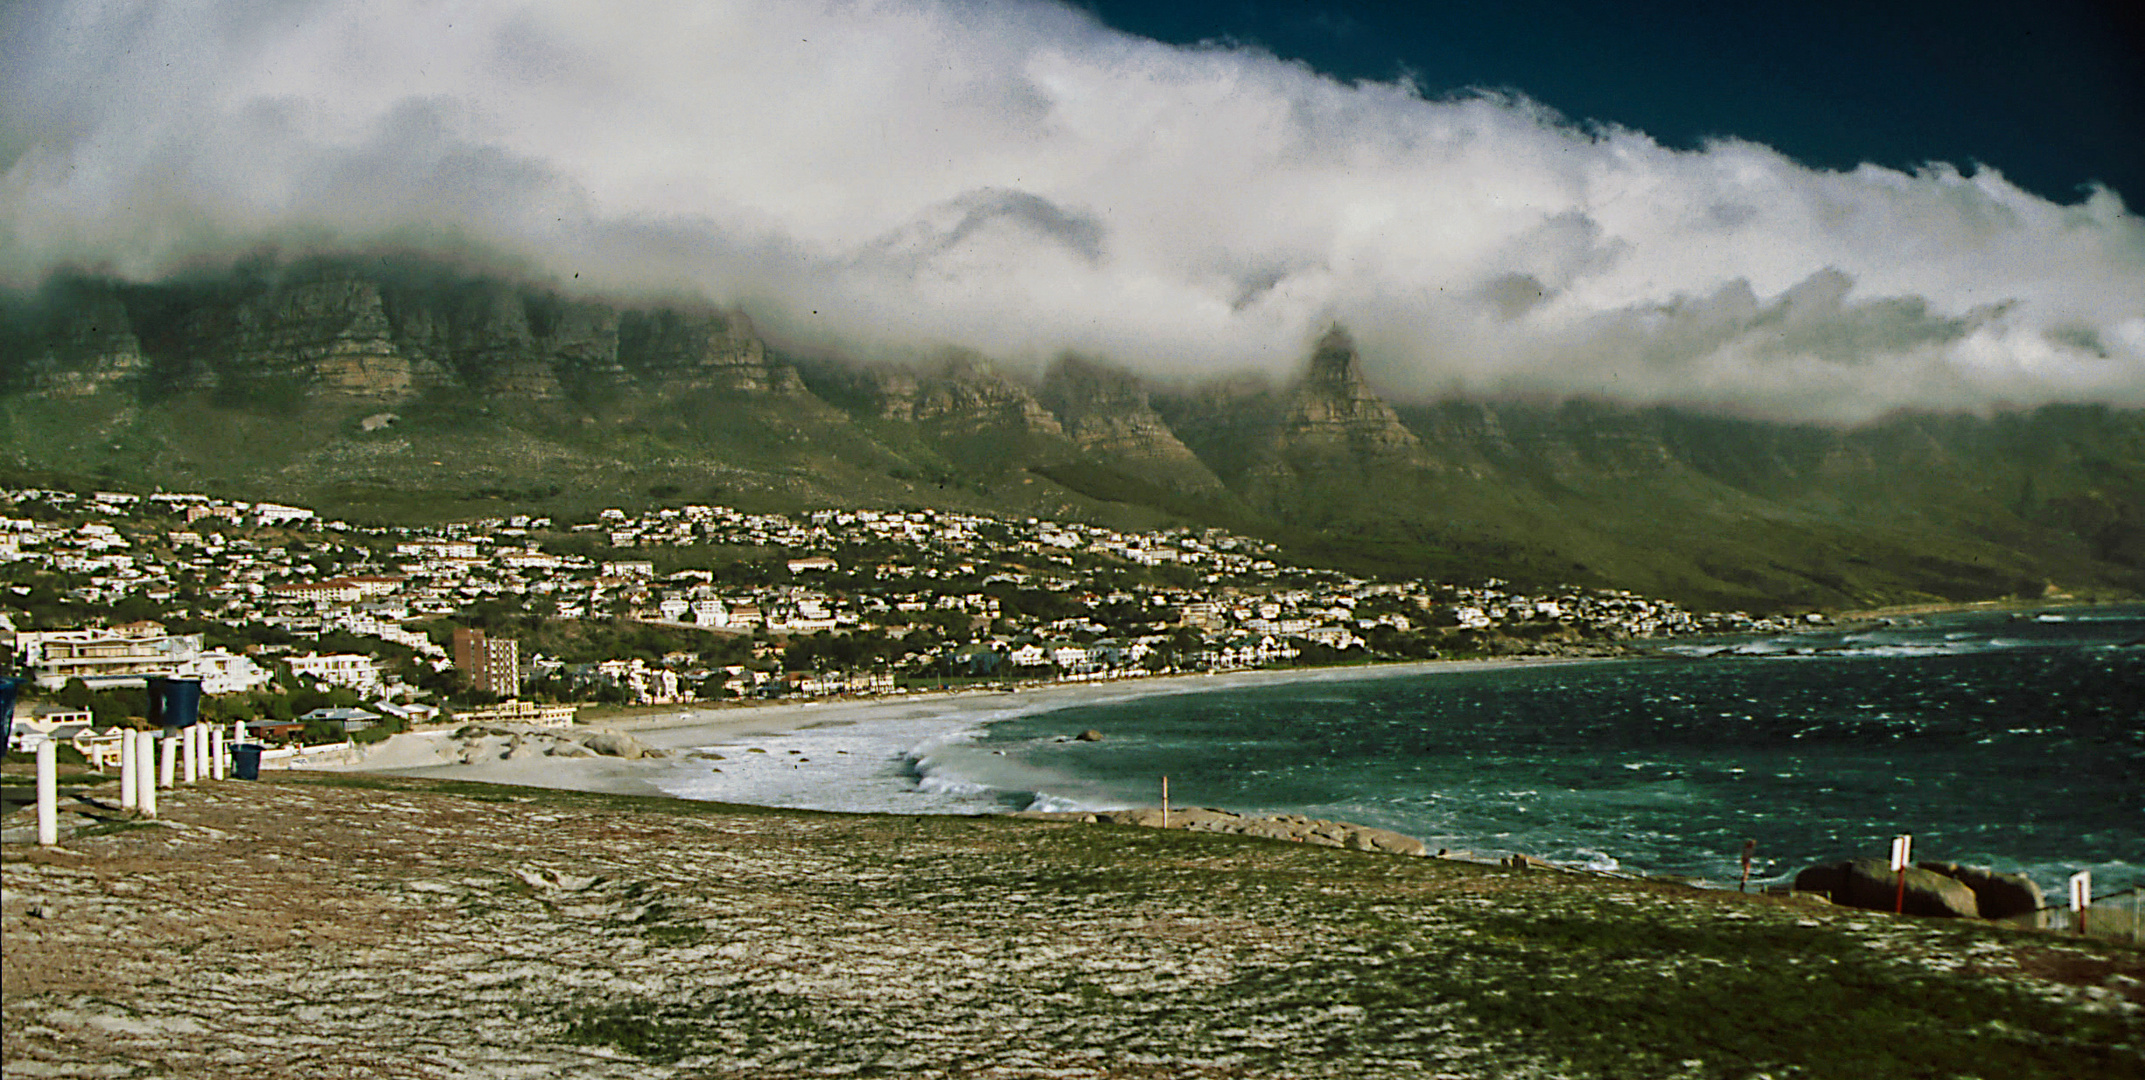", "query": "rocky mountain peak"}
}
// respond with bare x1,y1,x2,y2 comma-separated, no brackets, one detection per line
1275,325,1422,461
